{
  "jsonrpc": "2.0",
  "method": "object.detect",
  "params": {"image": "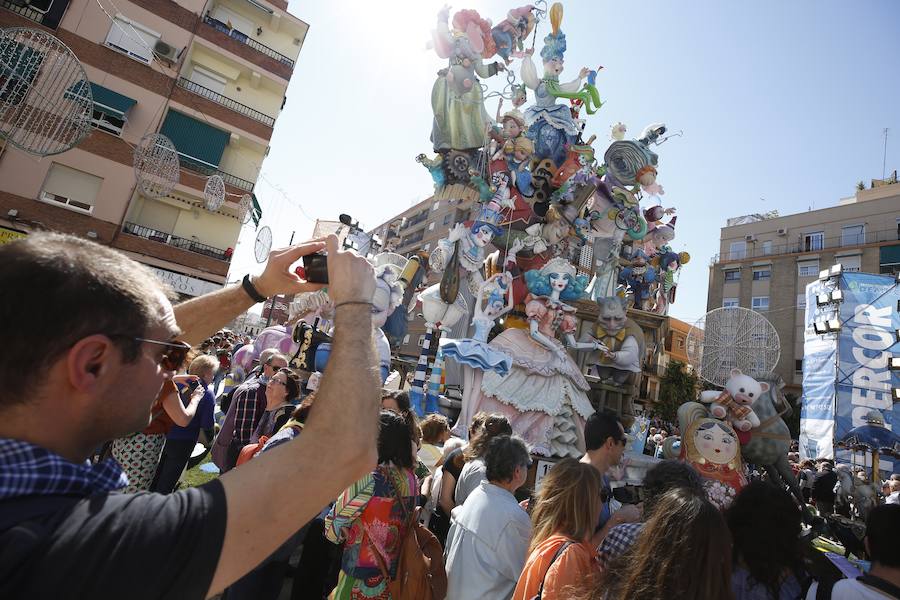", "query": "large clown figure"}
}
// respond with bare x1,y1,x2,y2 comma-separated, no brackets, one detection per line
467,257,598,457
